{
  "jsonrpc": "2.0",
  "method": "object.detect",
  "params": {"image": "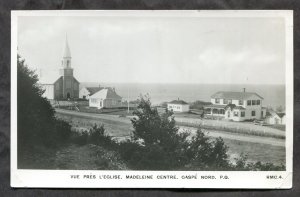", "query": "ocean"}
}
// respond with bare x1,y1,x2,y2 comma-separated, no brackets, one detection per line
81,83,285,108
